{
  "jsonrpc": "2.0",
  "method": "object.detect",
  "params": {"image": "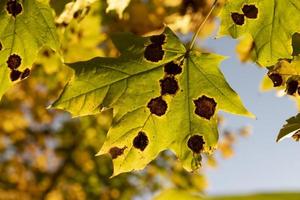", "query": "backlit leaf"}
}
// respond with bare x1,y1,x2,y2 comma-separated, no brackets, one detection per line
219,0,300,66
0,0,59,99
52,27,253,176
